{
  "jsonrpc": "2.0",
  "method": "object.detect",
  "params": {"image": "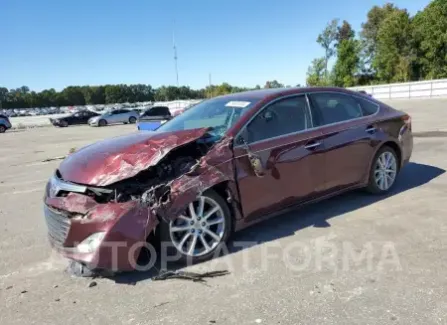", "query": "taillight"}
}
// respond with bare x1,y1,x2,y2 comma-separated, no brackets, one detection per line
402,114,412,131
